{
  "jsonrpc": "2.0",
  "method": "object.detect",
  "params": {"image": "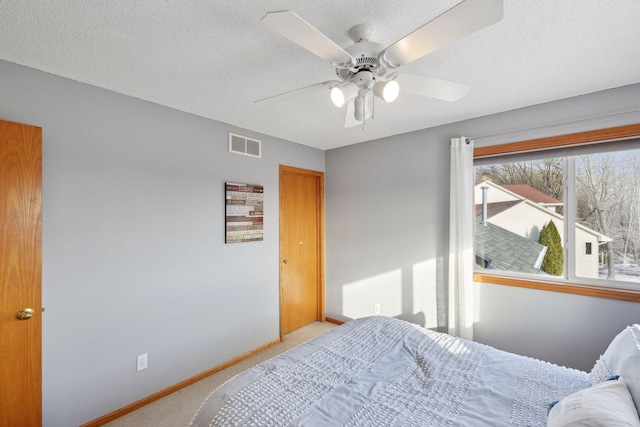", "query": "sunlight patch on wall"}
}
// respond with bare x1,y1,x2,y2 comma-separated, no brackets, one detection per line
413,259,439,329
342,269,402,319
